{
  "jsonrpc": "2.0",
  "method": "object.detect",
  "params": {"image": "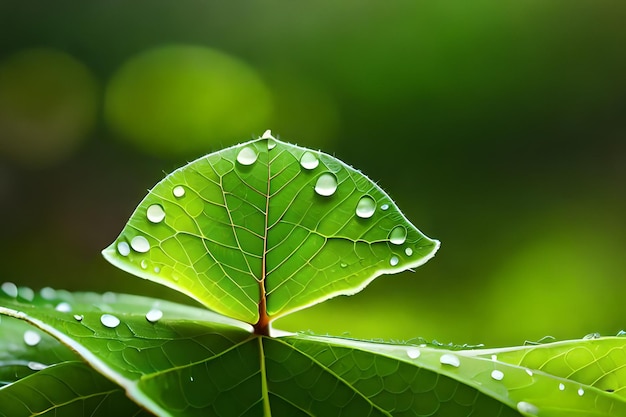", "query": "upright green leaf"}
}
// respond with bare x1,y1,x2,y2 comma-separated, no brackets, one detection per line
101,132,439,330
